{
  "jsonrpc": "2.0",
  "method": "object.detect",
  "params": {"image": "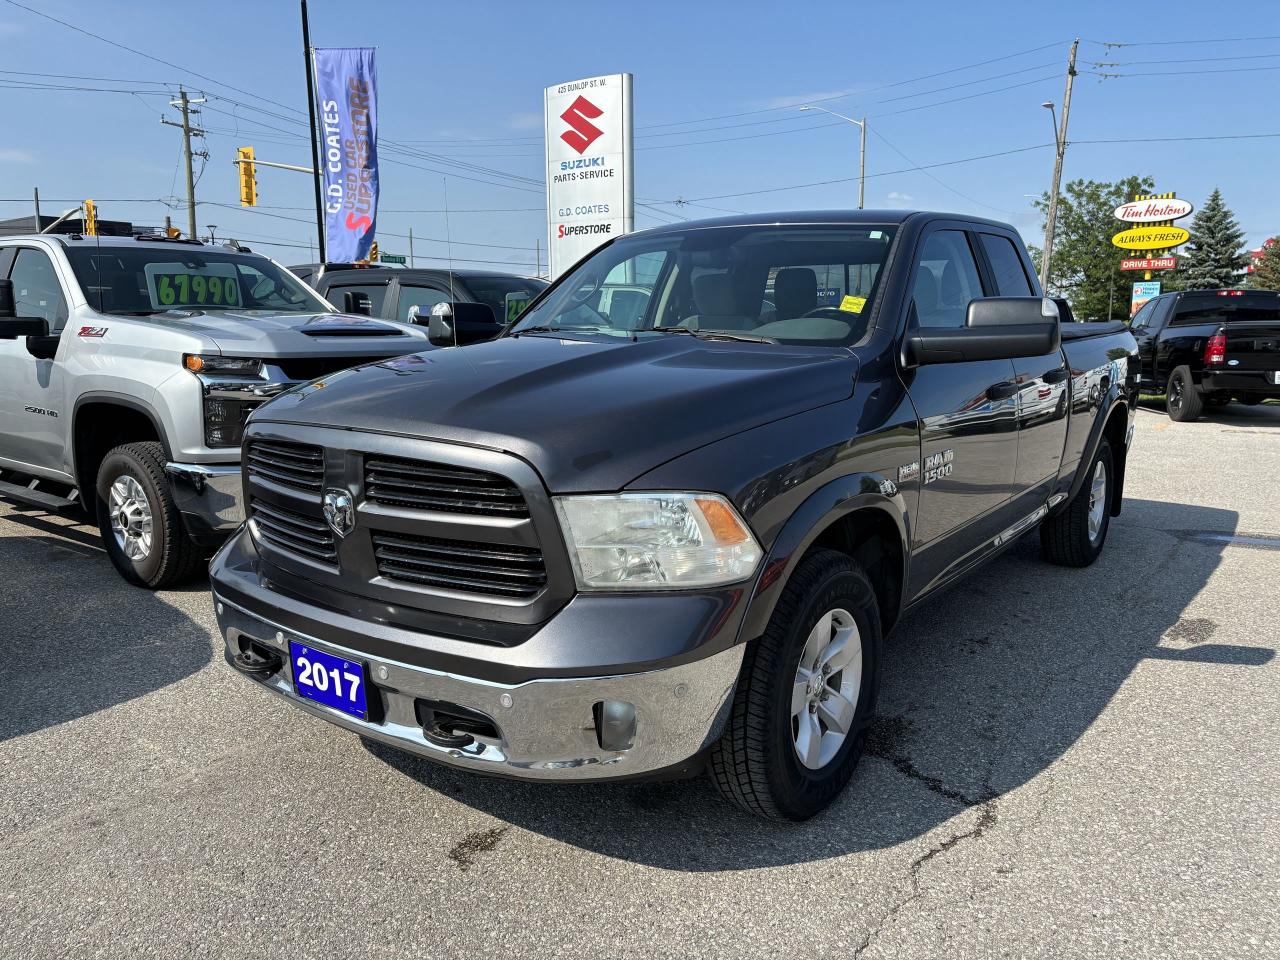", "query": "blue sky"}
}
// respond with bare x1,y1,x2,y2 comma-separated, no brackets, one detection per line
2,0,1277,271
